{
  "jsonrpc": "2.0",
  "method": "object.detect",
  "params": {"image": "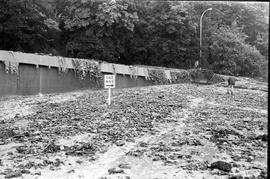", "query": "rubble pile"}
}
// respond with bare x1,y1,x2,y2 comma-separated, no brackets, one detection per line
0,77,267,178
